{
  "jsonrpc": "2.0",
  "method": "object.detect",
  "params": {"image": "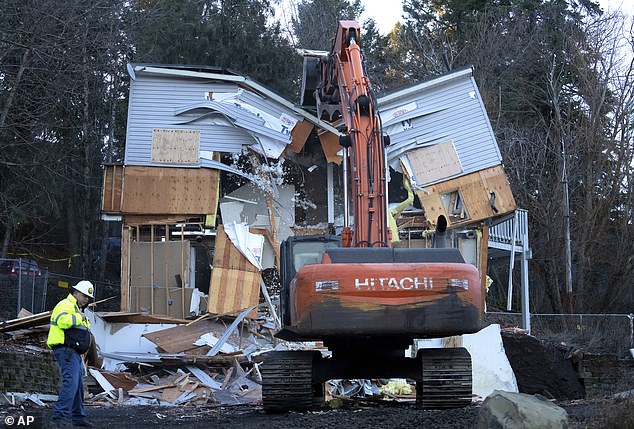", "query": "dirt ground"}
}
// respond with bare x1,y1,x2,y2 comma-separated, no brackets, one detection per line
0,398,616,429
